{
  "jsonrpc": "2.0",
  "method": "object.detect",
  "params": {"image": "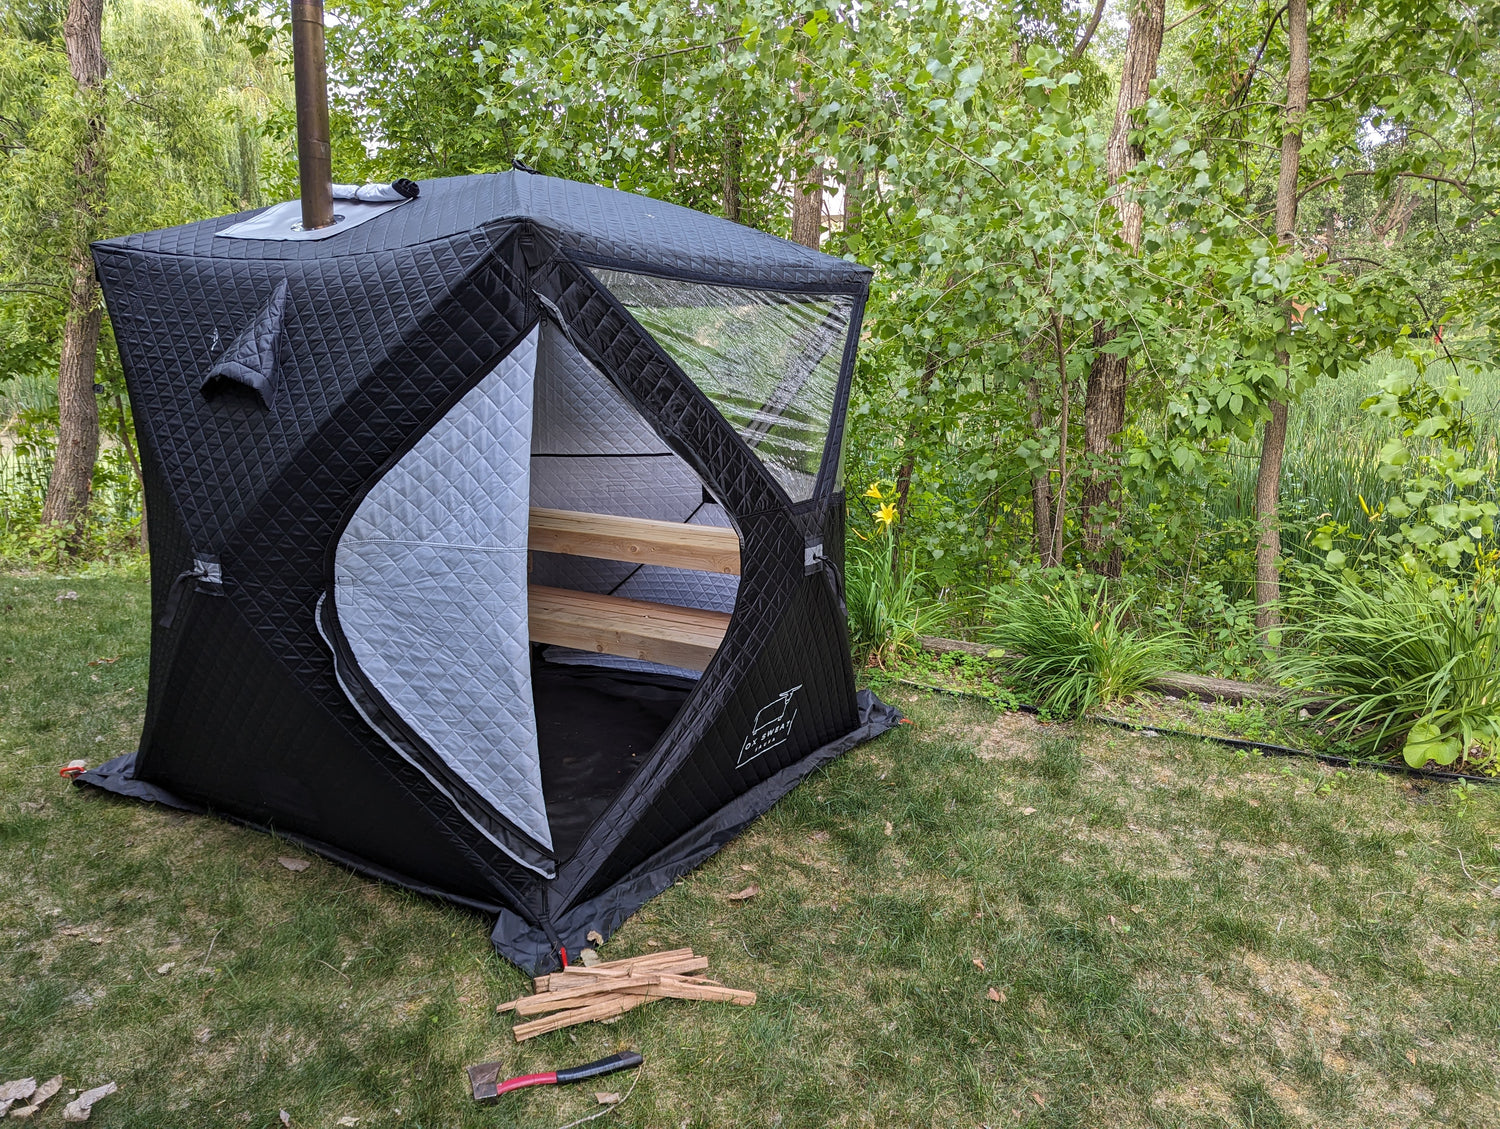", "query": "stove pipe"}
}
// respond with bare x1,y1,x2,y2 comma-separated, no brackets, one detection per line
291,0,334,230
